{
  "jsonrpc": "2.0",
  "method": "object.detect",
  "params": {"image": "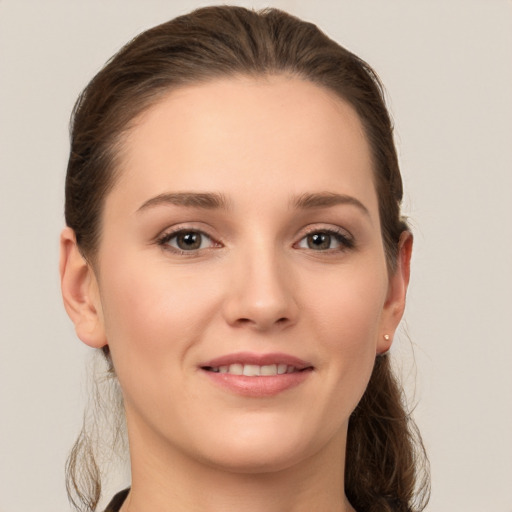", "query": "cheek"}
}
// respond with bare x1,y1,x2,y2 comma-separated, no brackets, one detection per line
98,253,222,372
98,260,226,427
310,264,387,341
304,261,388,383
